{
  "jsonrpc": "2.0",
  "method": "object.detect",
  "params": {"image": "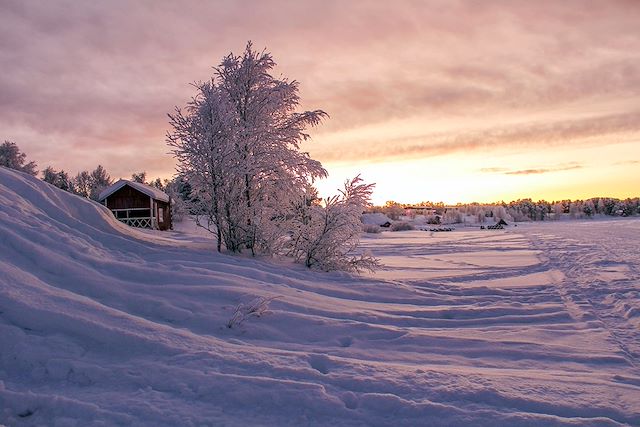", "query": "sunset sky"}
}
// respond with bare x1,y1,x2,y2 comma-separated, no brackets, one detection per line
1,0,639,204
